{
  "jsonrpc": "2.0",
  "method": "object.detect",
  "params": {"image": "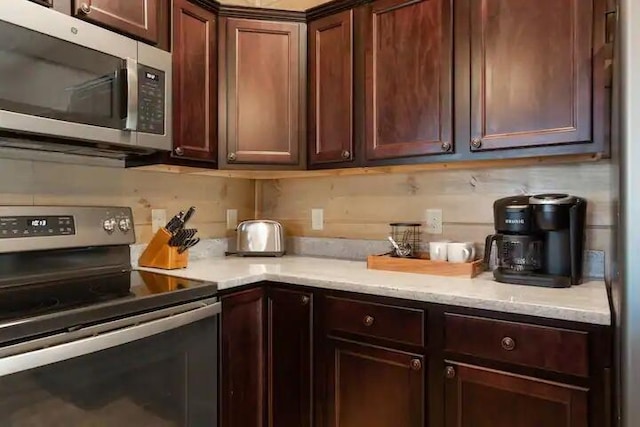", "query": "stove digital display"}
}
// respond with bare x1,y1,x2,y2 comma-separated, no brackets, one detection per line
29,218,48,227
0,216,75,238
